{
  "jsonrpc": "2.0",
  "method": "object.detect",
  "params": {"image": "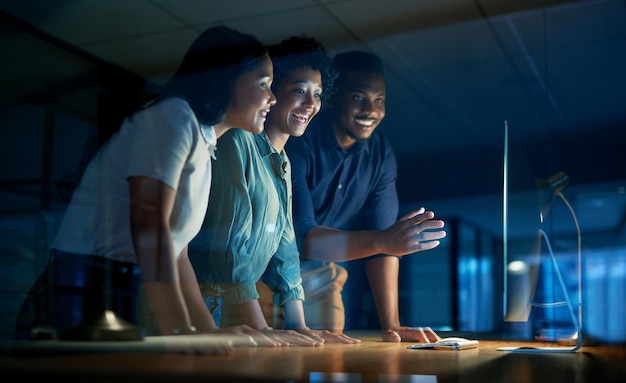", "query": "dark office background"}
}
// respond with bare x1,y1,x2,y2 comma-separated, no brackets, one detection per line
1,0,625,343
